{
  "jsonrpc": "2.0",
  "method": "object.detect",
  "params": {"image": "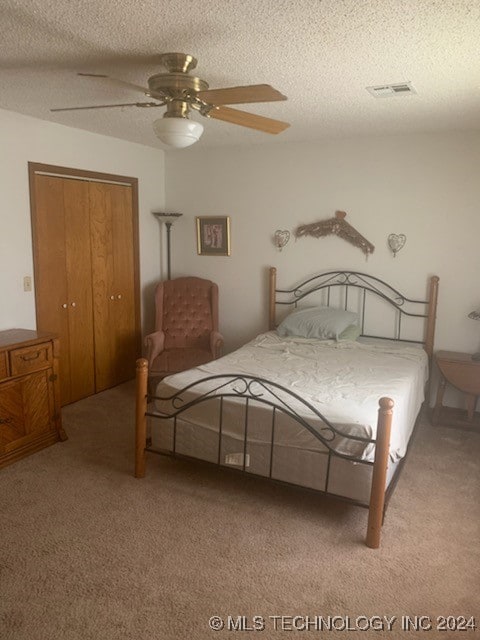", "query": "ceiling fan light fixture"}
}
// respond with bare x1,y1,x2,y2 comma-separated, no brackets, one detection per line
55,53,289,143
152,117,204,148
